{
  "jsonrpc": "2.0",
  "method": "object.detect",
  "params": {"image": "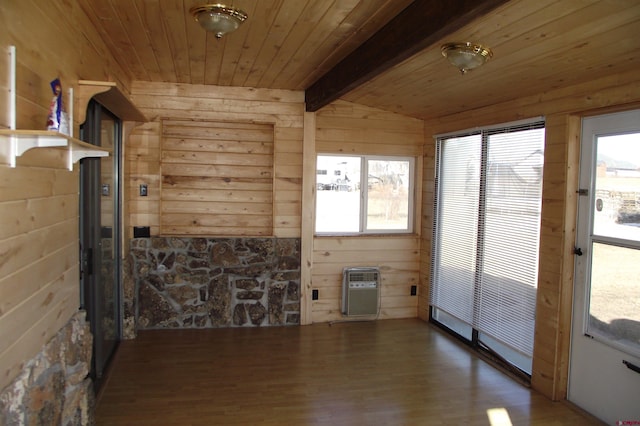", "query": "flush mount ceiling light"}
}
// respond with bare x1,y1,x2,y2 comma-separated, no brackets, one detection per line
189,3,248,39
441,42,493,74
